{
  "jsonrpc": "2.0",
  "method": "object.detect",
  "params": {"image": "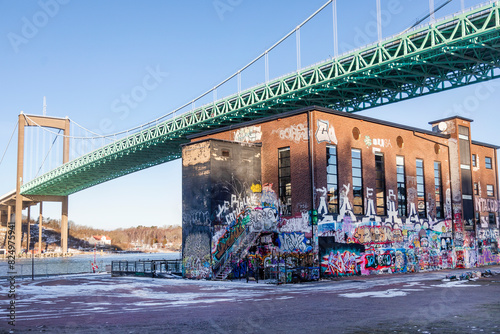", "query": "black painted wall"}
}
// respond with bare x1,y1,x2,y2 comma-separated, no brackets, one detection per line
182,139,261,279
